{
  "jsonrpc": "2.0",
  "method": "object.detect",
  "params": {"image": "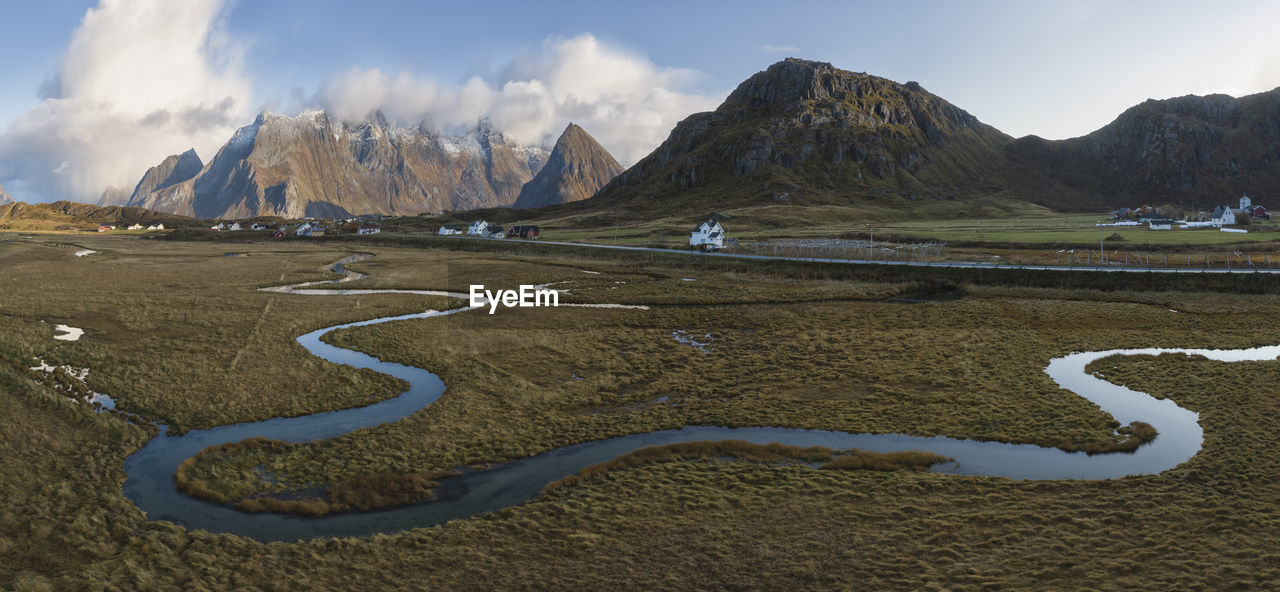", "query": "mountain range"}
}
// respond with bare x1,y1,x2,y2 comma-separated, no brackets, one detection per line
584,58,1280,217
33,57,1280,220
125,113,566,219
